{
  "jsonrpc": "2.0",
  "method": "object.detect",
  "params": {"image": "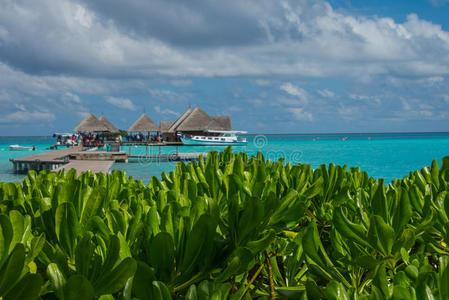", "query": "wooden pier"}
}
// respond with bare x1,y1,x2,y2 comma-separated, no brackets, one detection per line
128,152,207,161
10,146,207,175
54,160,114,175
10,148,79,172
